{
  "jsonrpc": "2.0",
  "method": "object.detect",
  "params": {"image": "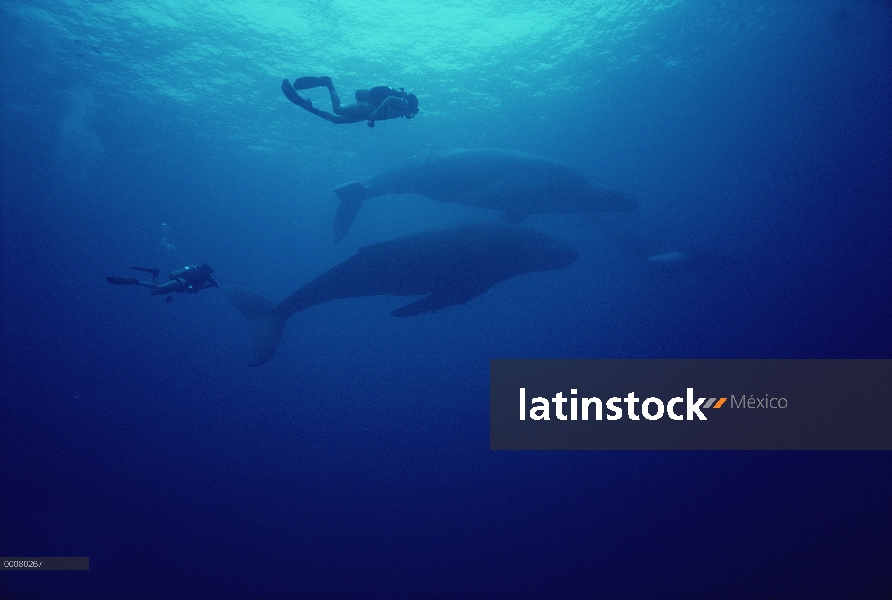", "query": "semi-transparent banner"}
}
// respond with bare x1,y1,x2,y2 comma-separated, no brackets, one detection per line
490,360,891,450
